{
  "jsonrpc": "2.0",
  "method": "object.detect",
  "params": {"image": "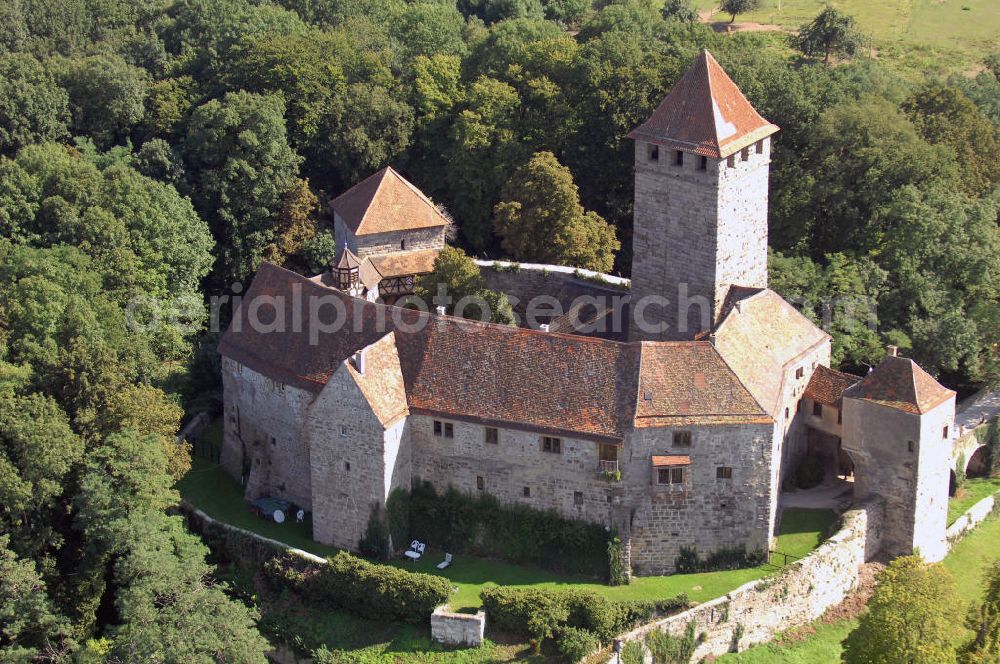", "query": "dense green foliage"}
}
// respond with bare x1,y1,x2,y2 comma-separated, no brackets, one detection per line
479,584,688,646
265,552,453,624
674,545,766,574
793,7,862,63
645,620,697,664
414,245,515,325
842,556,964,664
961,560,1000,663
388,482,611,577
